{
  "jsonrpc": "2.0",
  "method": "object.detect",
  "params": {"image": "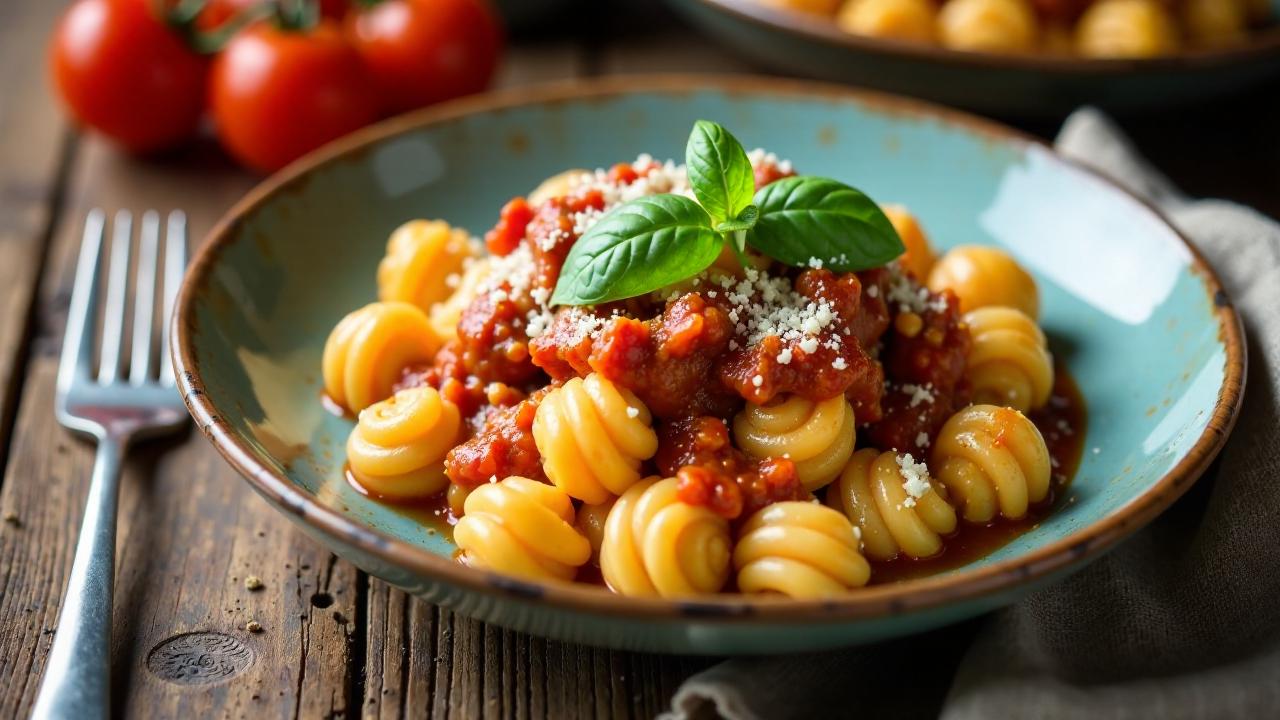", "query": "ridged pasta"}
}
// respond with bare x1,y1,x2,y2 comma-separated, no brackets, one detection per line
453,477,591,582
601,477,731,597
377,219,479,316
428,256,492,341
825,448,957,561
446,483,471,518
347,386,461,500
927,245,1039,319
734,502,871,598
576,499,614,564
964,306,1053,411
532,374,659,505
931,404,1051,523
836,0,938,43
883,204,937,280
733,394,856,492
1181,0,1248,49
1075,0,1179,58
938,0,1039,54
322,301,439,413
528,168,588,206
